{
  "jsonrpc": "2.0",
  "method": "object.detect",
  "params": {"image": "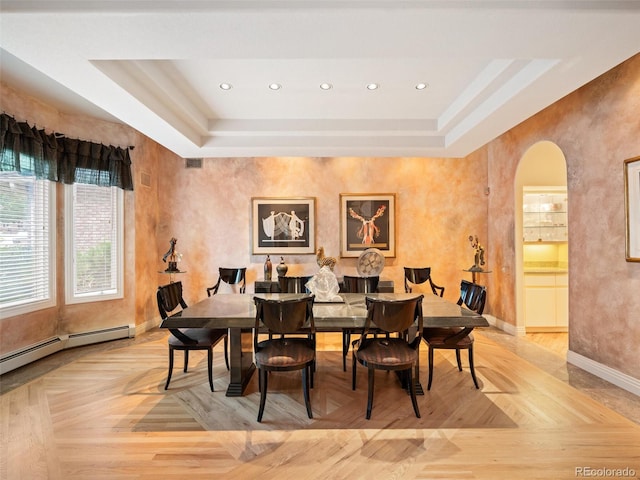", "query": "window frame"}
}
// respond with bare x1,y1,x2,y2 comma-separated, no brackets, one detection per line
0,175,57,319
64,183,124,305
